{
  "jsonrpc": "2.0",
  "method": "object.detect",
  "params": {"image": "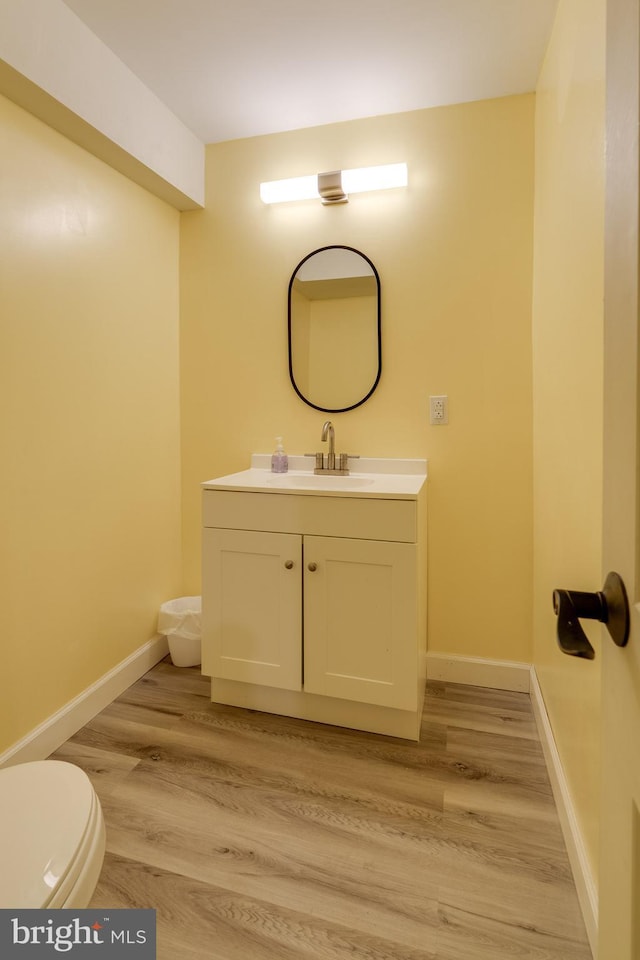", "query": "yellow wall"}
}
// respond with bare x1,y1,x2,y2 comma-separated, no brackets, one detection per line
180,95,535,663
532,0,605,877
0,94,183,753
